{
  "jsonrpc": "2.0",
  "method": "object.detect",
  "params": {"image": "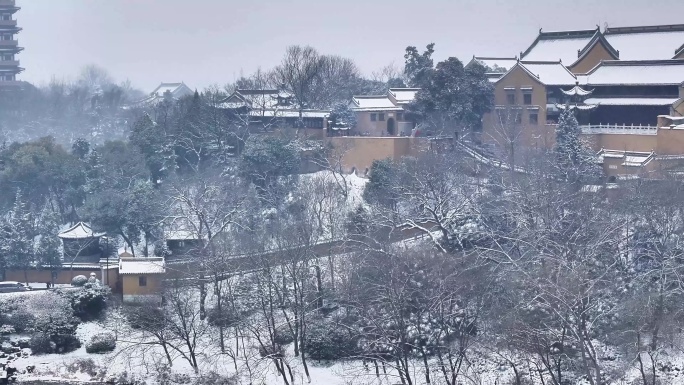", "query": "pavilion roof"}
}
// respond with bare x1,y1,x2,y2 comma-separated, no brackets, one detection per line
58,222,105,240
